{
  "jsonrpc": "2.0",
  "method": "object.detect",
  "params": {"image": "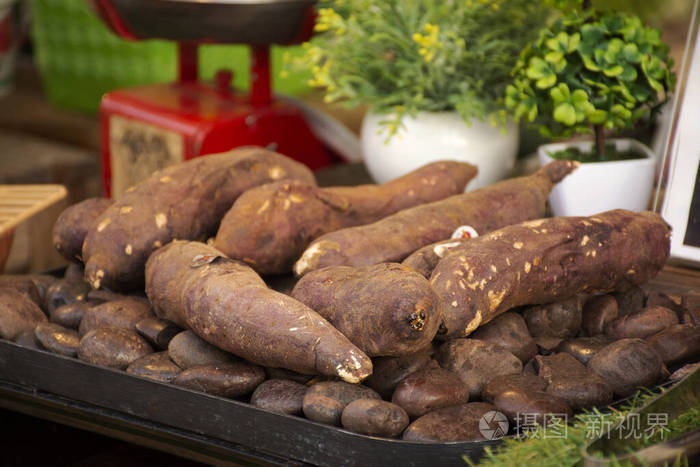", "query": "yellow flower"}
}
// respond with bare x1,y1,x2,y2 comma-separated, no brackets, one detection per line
413,23,441,63
315,8,343,33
